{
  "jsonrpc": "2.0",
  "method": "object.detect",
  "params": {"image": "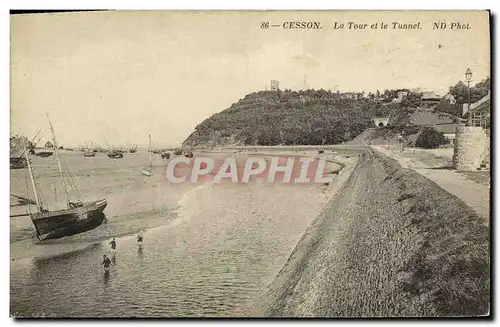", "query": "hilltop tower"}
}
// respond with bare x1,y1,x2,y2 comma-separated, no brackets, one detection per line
271,80,280,91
